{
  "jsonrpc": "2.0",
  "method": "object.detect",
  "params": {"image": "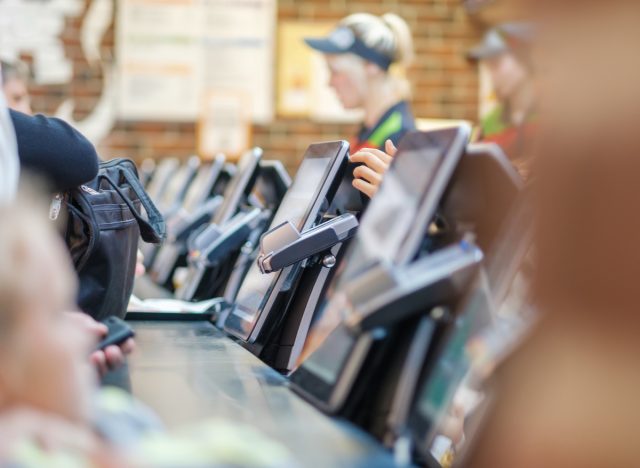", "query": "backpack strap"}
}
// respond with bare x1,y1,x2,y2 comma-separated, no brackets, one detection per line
100,166,166,243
